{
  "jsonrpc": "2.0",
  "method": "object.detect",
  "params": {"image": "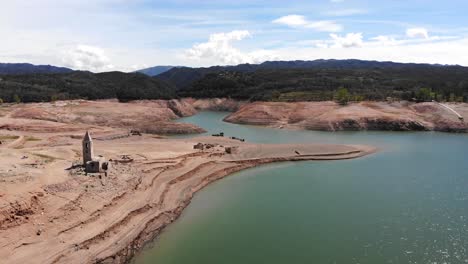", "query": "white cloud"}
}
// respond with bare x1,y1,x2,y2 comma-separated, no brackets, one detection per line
271,35,468,66
185,30,277,65
188,31,467,68
324,9,368,16
406,27,429,39
273,15,308,27
273,15,343,32
330,33,364,48
371,35,399,46
307,21,344,32
61,45,115,72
